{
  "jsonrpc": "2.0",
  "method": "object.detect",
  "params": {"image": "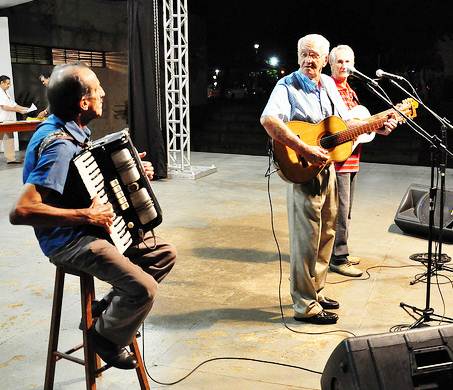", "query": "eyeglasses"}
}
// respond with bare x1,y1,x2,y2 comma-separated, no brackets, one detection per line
300,51,321,60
